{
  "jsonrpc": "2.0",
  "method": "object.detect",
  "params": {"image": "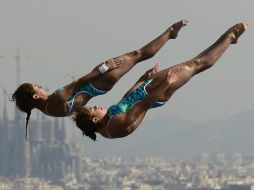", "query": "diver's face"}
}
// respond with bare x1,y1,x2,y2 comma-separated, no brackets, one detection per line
88,106,107,122
32,84,49,100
